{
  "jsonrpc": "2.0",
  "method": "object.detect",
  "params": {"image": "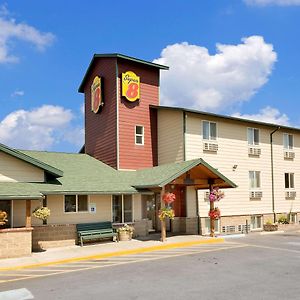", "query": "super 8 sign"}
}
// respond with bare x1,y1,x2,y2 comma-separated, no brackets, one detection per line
91,76,103,113
122,71,140,102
